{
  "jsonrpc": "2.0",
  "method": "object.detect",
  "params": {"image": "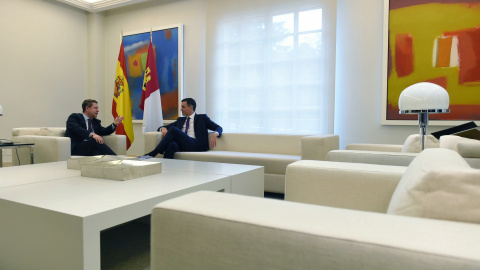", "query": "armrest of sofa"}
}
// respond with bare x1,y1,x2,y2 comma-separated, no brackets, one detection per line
457,142,480,158
440,135,480,158
346,143,403,152
285,160,405,213
327,150,417,166
301,134,339,160
144,132,163,156
151,191,480,270
102,134,126,155
12,135,71,164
